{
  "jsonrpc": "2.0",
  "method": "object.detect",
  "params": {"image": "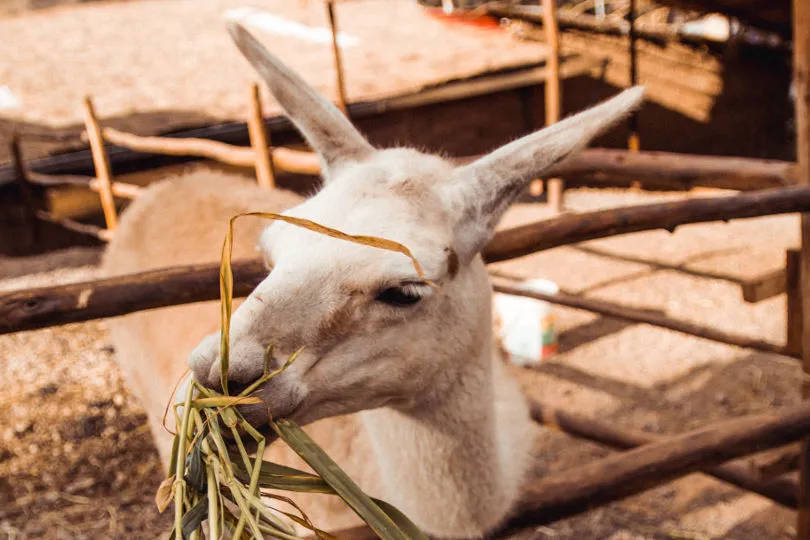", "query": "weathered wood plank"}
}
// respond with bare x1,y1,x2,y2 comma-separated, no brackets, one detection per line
493,281,790,356
741,267,787,303
4,186,810,335
531,402,798,508
794,0,810,536
749,443,801,481
501,401,810,531
485,185,810,263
